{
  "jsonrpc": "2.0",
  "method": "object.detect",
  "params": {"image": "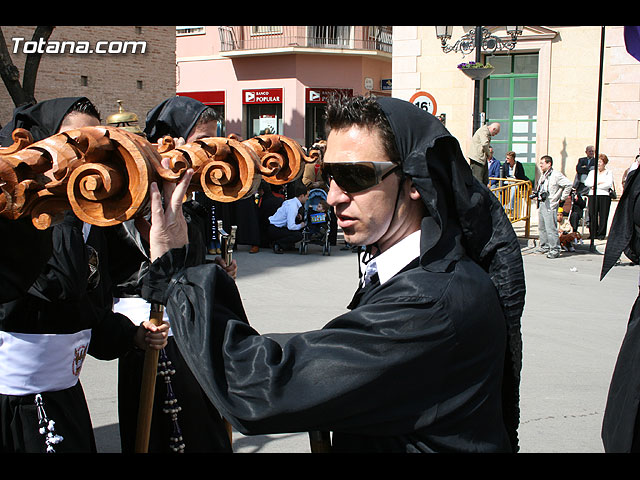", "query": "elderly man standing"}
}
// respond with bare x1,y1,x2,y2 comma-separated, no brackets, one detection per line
575,145,596,195
534,155,573,259
141,96,525,453
468,122,501,185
